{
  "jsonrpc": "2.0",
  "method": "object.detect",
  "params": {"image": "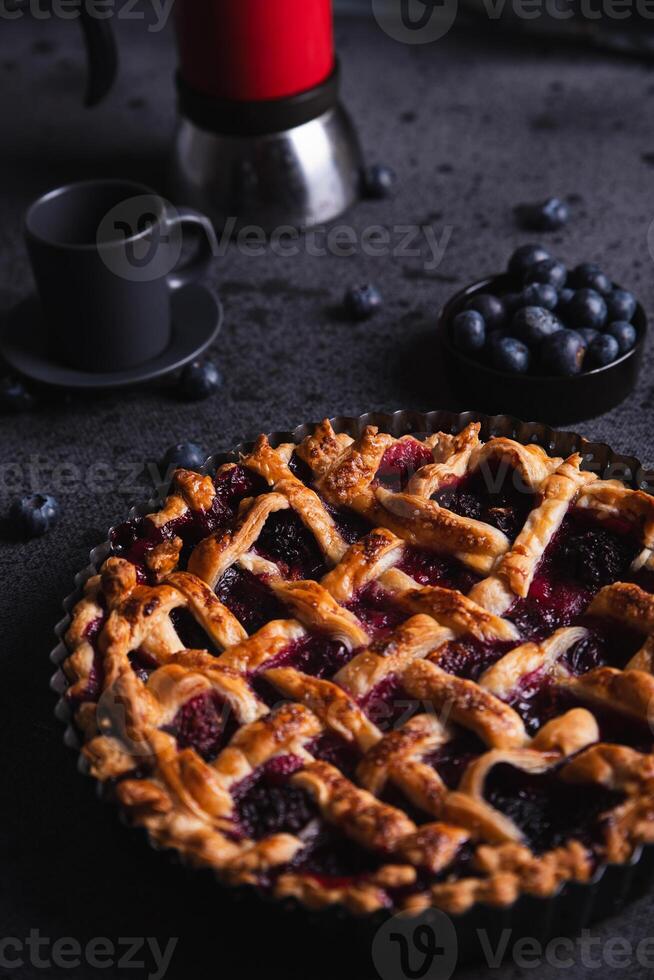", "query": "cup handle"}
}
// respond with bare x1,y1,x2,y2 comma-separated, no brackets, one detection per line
166,207,218,291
